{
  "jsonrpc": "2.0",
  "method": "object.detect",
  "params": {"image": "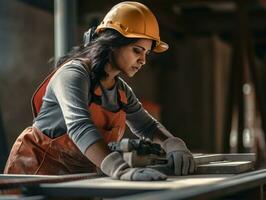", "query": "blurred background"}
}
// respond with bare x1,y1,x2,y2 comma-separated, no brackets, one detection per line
1,0,266,172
